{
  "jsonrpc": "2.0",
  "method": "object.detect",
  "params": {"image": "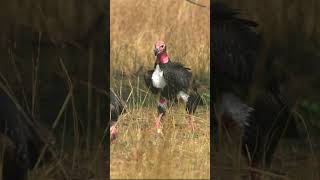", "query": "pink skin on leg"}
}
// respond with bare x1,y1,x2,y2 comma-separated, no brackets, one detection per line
187,113,195,131
155,97,166,133
176,94,194,131
155,113,163,133
110,125,118,144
